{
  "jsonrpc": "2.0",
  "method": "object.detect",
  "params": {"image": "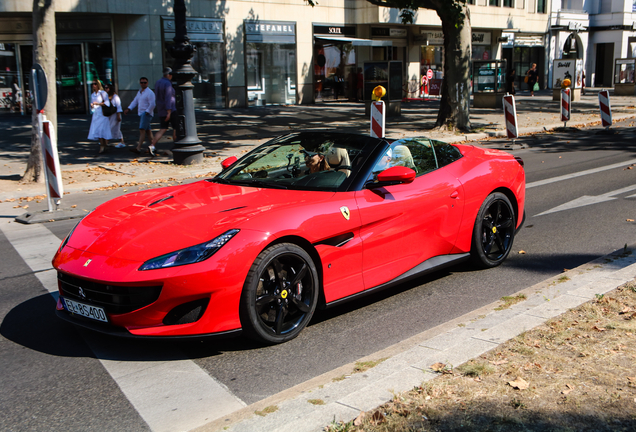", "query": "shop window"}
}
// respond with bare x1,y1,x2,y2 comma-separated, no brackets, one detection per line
314,42,356,101
164,41,226,108
0,43,19,112
246,42,296,106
